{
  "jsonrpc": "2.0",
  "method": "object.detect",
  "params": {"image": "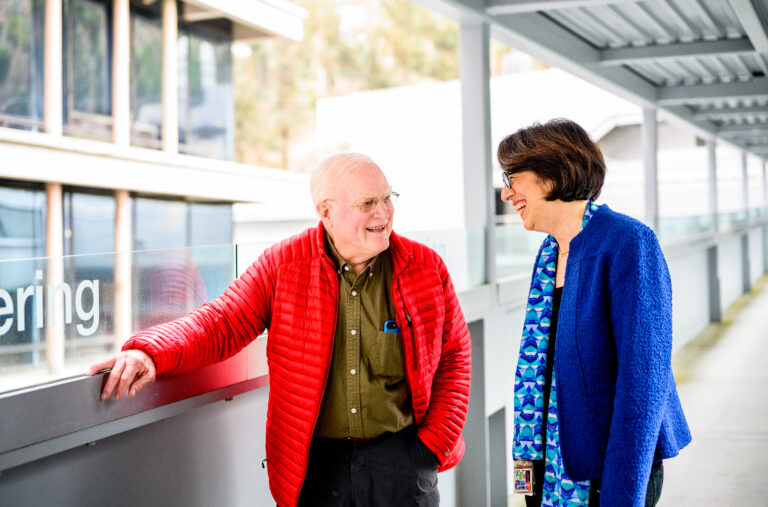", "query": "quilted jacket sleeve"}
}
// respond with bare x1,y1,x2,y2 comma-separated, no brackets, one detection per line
122,248,278,374
416,256,472,468
600,226,672,505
